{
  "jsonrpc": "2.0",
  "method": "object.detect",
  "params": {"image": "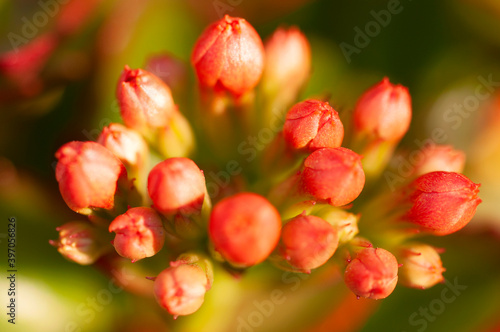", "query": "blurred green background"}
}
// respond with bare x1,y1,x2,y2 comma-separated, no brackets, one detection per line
1,0,500,331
